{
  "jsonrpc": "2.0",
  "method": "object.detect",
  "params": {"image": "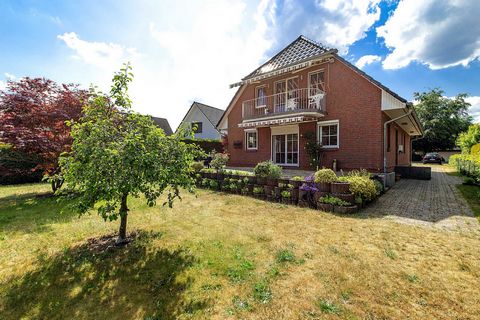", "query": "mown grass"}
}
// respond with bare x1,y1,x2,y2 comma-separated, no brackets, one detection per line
0,183,479,319
445,166,480,221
